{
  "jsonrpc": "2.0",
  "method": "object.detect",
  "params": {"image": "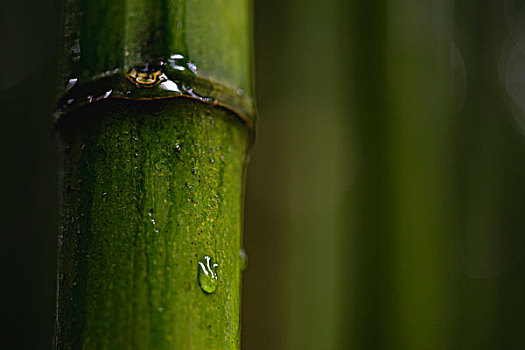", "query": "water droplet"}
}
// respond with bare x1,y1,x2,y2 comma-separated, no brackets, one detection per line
167,53,193,73
66,78,78,90
198,256,218,294
70,39,80,62
159,80,181,92
168,55,183,69
187,62,198,75
240,248,248,272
